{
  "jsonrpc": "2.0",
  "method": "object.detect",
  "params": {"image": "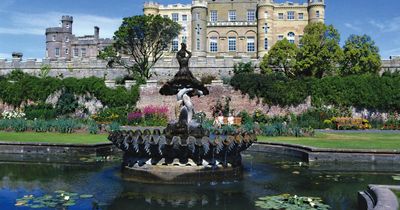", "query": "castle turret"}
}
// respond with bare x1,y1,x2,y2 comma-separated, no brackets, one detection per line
308,0,325,23
143,2,160,15
94,26,100,39
191,0,207,57
61,15,73,33
257,0,275,57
